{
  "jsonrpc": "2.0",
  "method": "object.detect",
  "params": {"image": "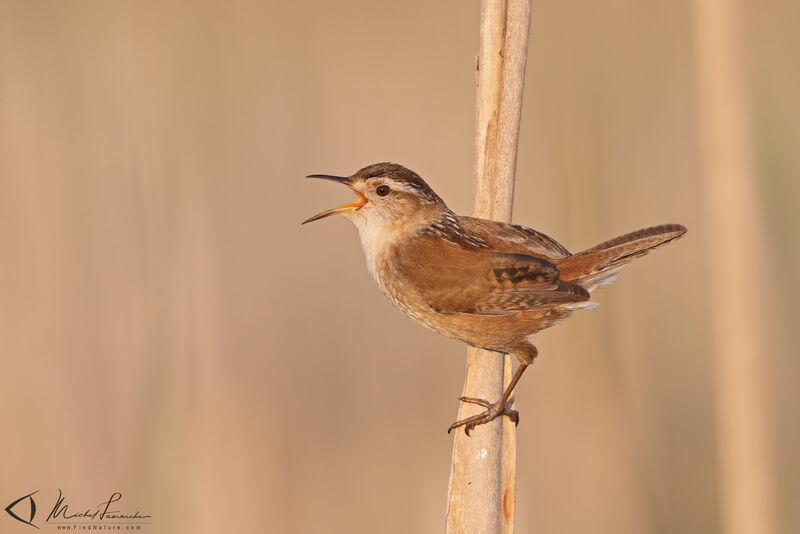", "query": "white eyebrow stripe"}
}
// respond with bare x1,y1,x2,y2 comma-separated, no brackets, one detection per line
389,181,422,194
